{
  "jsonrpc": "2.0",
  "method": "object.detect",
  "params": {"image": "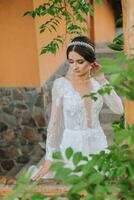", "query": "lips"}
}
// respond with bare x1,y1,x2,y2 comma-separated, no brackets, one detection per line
74,69,80,73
